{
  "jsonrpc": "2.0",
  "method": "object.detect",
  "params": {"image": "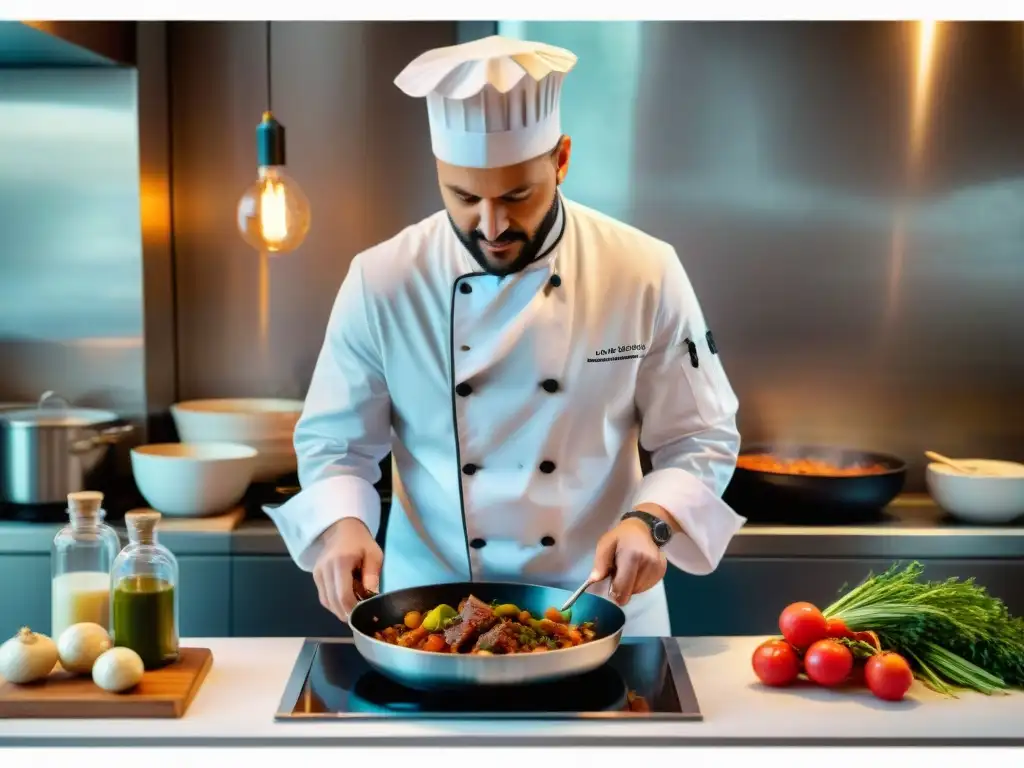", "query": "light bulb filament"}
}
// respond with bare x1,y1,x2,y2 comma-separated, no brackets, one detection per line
260,178,288,248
